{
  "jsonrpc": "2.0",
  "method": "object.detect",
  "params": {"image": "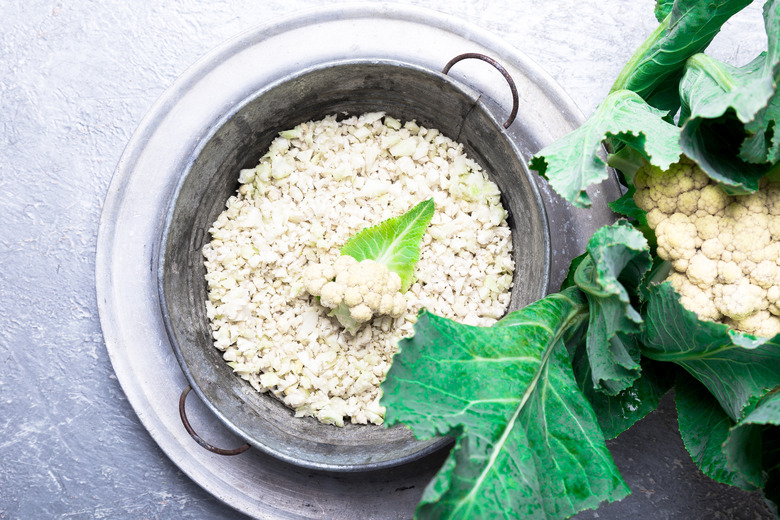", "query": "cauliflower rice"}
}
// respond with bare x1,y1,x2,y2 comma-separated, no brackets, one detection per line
203,112,514,426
